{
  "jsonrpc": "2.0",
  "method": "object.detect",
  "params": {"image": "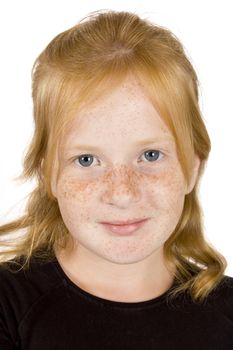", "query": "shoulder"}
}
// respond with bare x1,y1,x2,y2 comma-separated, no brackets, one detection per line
215,274,233,302
212,274,233,299
0,253,63,324
221,274,233,289
0,253,62,294
203,274,233,317
0,253,63,347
